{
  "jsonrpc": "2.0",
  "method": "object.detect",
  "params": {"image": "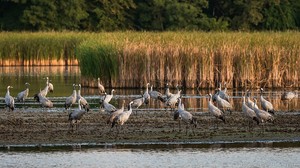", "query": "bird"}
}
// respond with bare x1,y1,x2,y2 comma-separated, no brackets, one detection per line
245,89,258,110
36,94,53,108
111,101,134,132
5,86,14,111
102,99,117,113
47,77,54,93
176,98,197,135
143,83,150,104
68,98,87,132
16,82,30,103
77,84,90,112
259,88,275,114
64,84,77,110
39,79,50,98
107,100,125,126
213,82,229,102
165,89,182,109
252,98,275,132
131,91,145,114
165,83,175,99
98,77,105,94
281,90,298,101
104,89,115,103
242,96,260,128
149,85,164,102
208,93,226,127
215,90,232,113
